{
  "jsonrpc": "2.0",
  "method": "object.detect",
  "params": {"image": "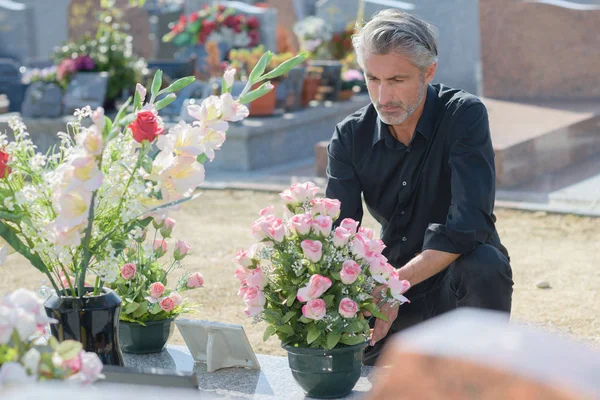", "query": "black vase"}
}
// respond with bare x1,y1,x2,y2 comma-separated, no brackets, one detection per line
44,287,124,366
284,341,368,398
